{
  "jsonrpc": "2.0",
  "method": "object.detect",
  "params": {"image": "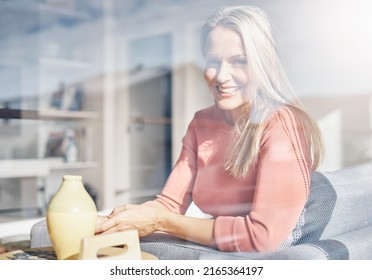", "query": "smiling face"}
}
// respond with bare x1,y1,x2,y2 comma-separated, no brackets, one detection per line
204,26,250,123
